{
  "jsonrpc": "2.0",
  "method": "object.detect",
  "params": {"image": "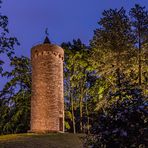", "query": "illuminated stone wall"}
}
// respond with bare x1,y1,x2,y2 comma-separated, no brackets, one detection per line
30,43,64,133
